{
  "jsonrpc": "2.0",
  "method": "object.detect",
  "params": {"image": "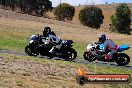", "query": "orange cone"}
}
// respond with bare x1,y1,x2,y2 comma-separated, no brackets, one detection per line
78,67,86,76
